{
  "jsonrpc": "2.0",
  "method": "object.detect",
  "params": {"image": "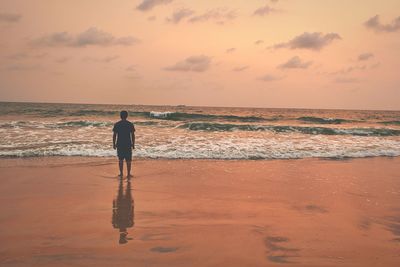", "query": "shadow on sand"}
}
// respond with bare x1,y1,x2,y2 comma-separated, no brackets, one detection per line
112,179,134,244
